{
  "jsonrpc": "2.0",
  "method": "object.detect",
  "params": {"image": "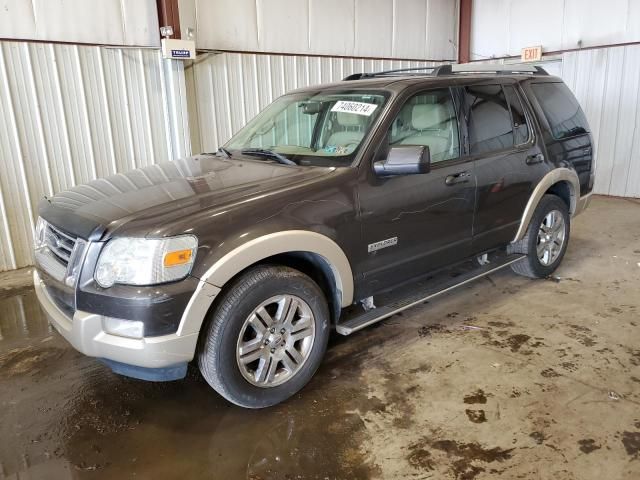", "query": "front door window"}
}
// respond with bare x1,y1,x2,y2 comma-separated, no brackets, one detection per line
389,89,460,163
